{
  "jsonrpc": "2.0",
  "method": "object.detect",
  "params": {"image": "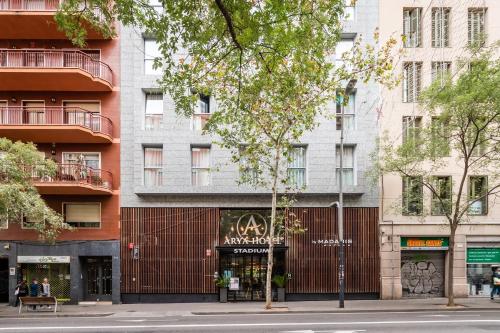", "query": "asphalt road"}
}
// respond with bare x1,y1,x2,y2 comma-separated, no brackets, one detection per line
1,310,500,332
